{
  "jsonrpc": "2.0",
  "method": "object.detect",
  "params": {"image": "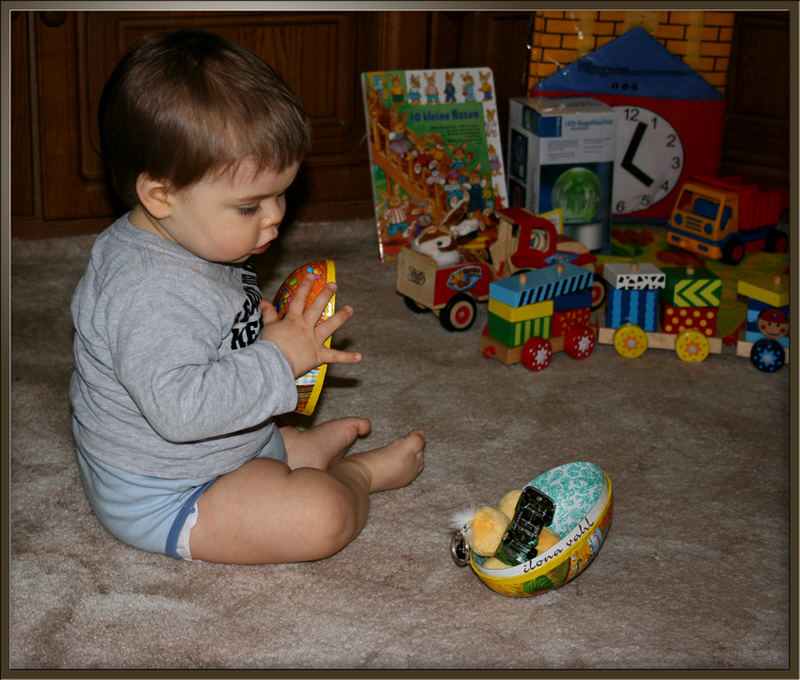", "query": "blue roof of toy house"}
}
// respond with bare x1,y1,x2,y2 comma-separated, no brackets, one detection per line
532,26,723,101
